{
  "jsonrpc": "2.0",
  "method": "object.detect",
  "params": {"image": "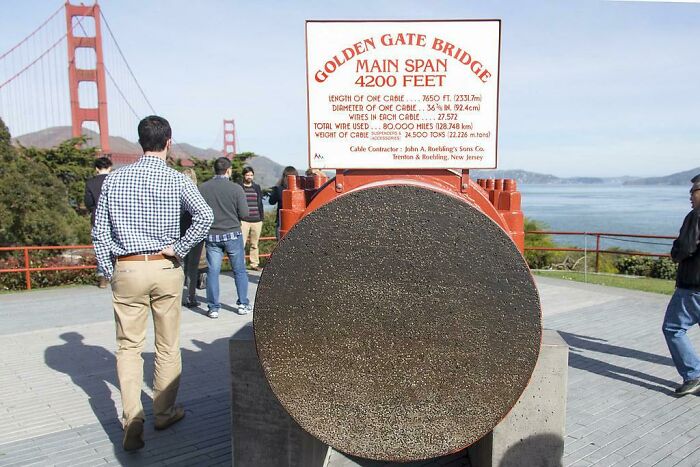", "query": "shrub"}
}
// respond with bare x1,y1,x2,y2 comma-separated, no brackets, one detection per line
615,255,677,280
651,257,677,280
524,217,559,269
